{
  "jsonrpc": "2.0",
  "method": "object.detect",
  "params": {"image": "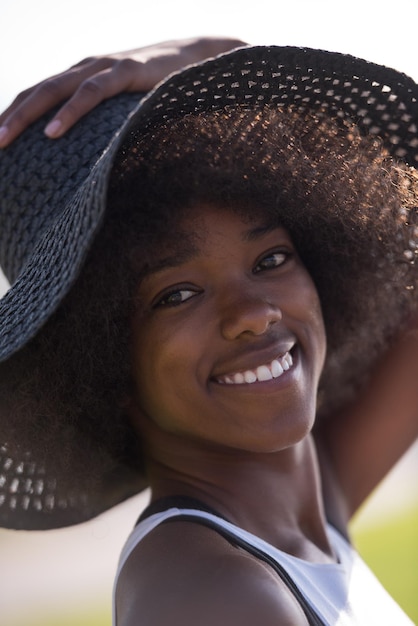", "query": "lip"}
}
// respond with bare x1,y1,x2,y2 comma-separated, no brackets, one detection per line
210,340,297,384
210,347,299,394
